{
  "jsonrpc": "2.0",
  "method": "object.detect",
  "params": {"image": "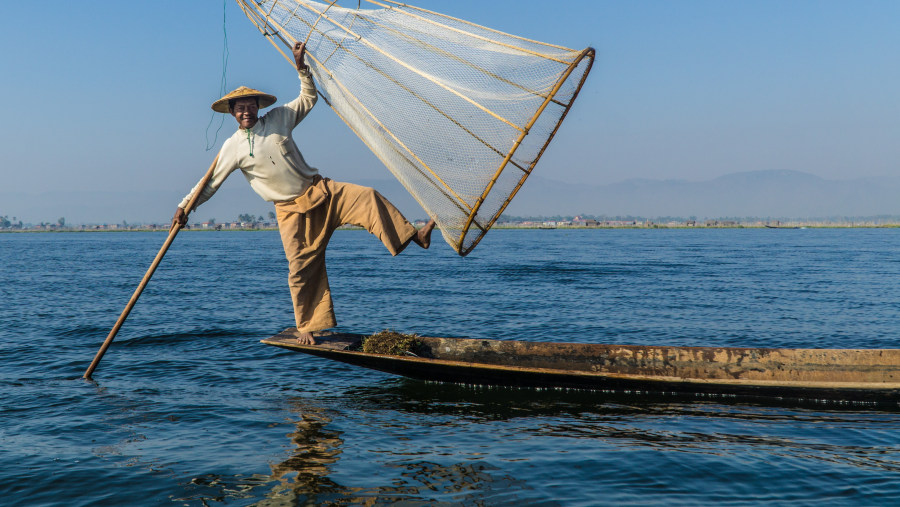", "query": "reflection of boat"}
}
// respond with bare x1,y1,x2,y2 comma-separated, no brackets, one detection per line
262,329,900,404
